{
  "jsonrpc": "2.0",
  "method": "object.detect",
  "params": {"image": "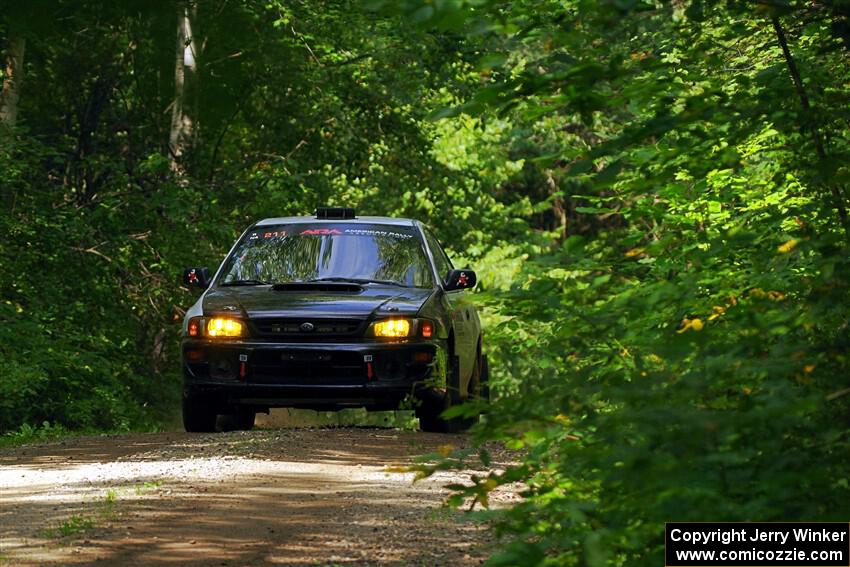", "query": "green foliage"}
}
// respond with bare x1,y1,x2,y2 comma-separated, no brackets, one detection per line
0,421,68,448
40,490,120,539
374,0,850,564
44,515,95,539
0,1,511,433
3,1,850,565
